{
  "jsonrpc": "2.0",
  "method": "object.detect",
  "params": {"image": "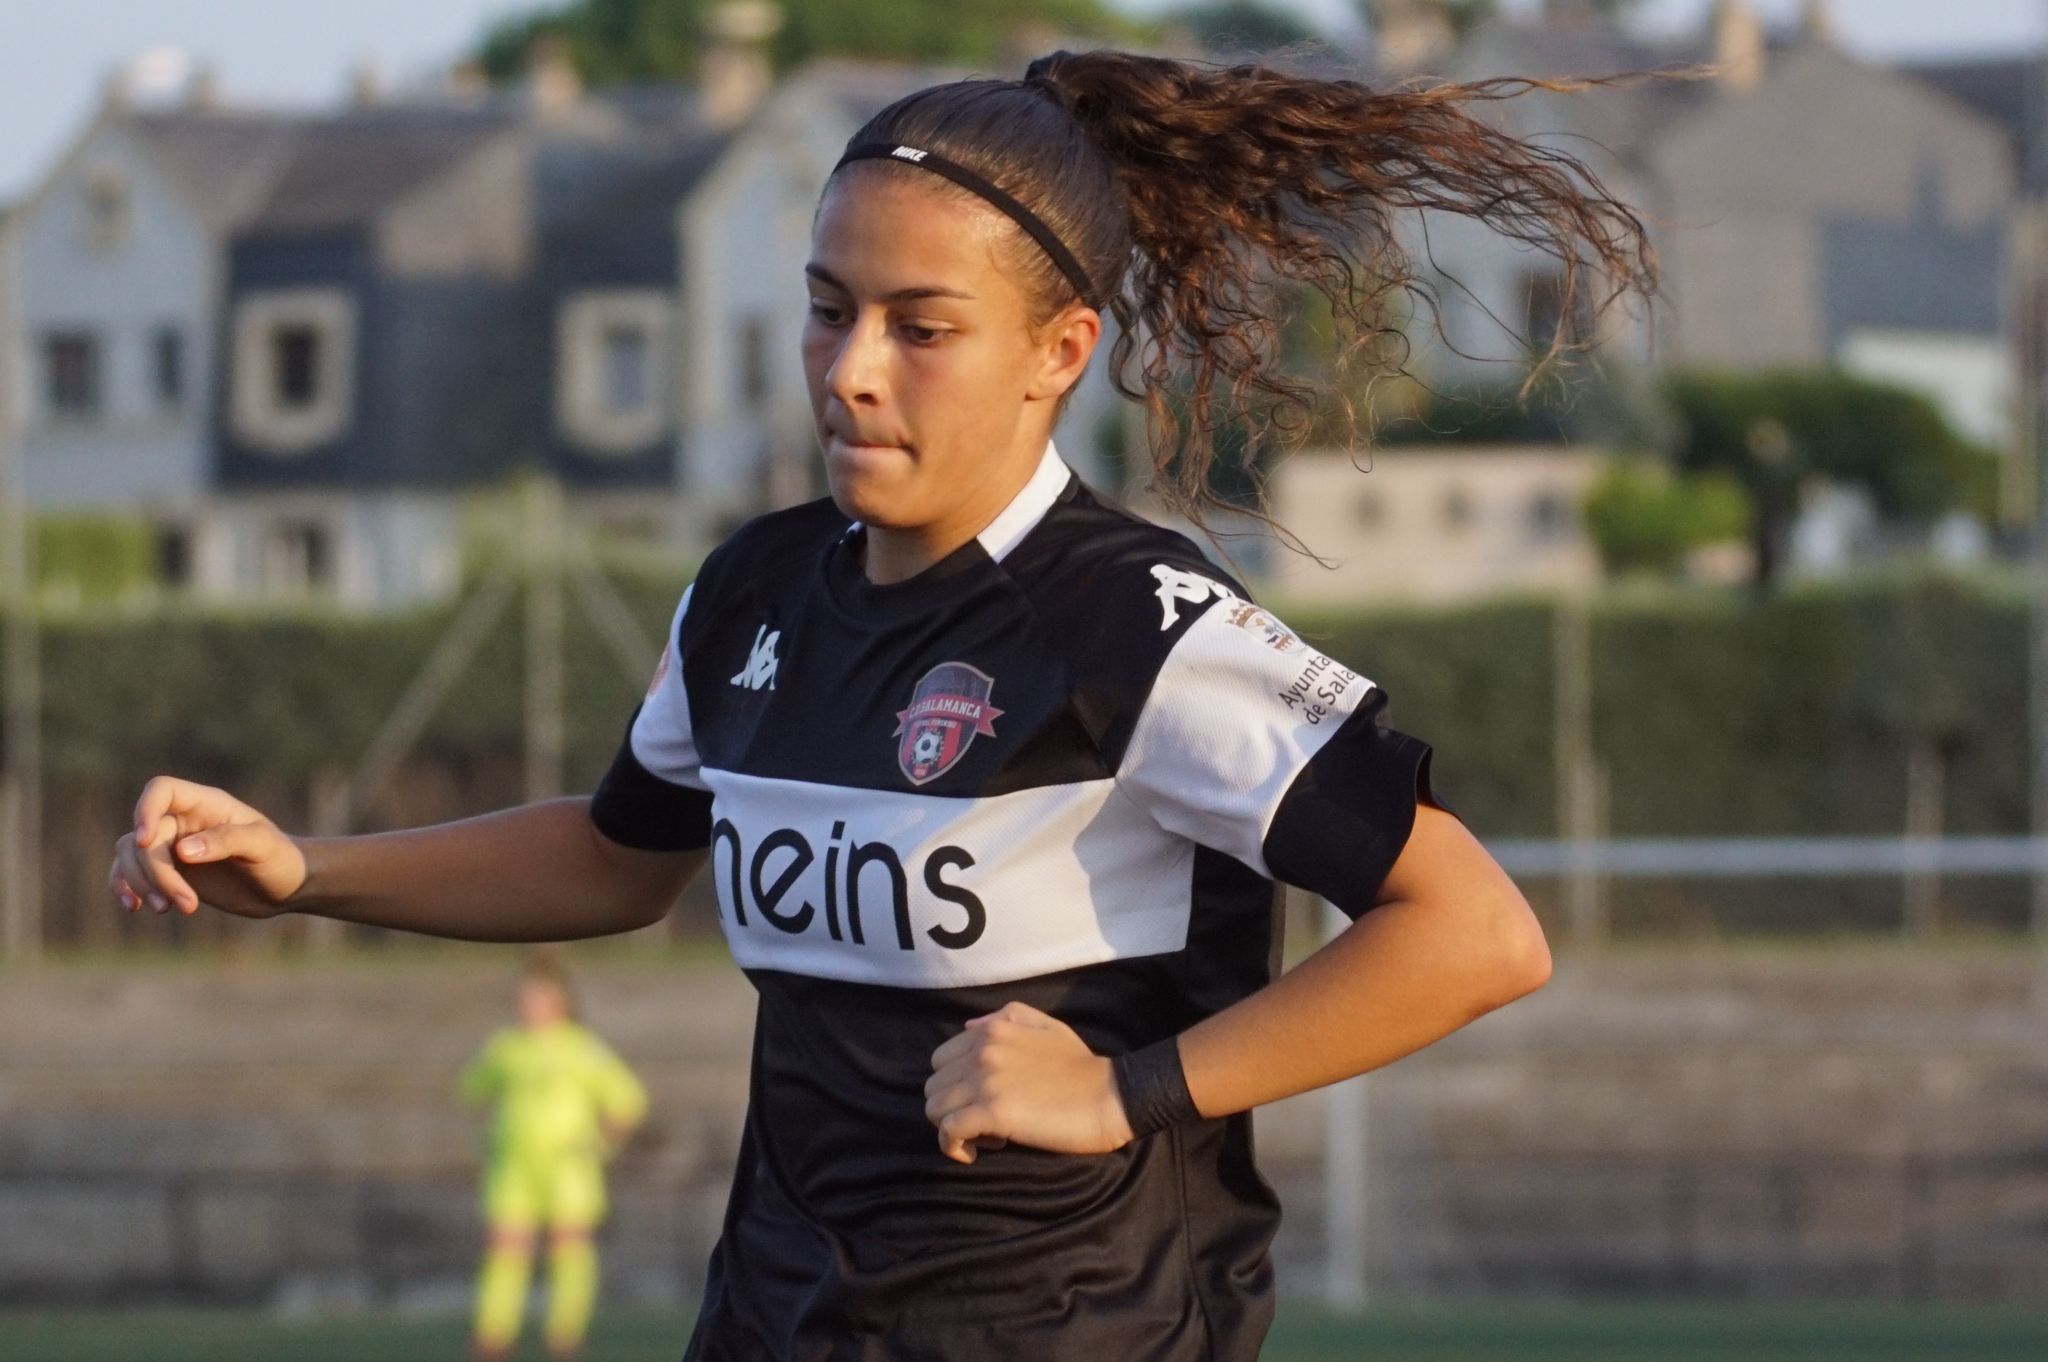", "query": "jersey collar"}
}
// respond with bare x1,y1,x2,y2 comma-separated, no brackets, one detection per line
840,439,1073,565
975,439,1073,563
